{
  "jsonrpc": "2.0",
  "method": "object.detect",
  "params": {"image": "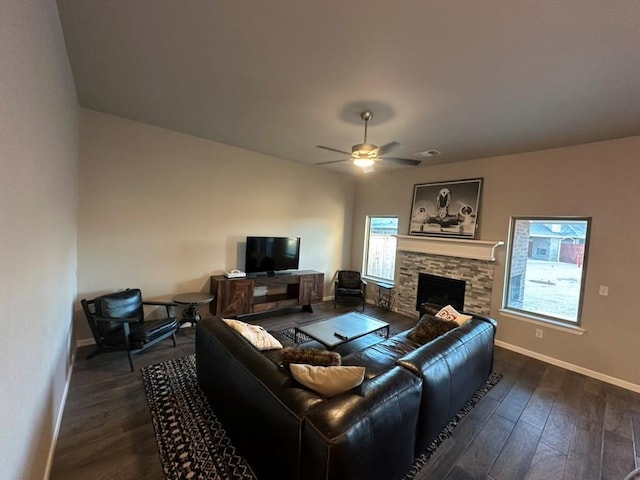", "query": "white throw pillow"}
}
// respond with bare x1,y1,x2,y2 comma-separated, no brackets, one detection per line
222,319,283,350
435,305,473,326
289,364,365,397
